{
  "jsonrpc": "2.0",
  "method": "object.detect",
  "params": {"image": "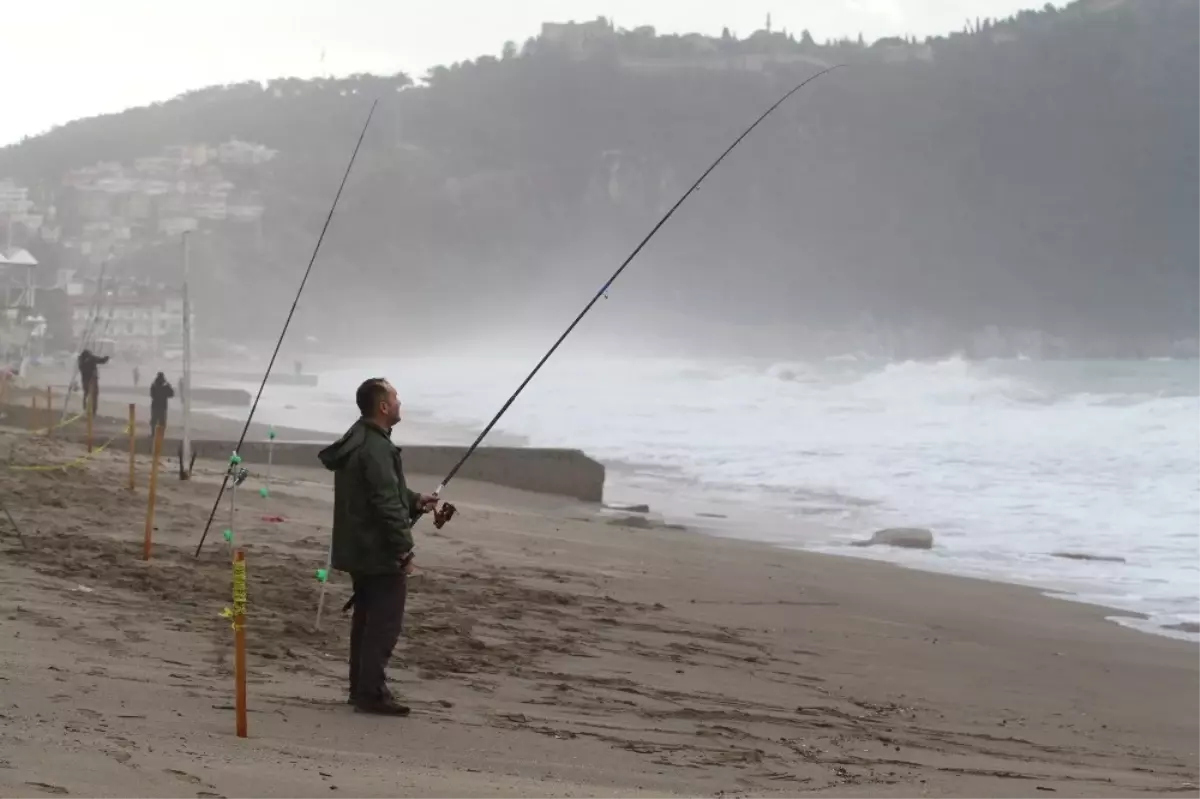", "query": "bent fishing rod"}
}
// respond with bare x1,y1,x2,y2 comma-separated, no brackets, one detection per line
427,65,843,512
193,100,378,557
